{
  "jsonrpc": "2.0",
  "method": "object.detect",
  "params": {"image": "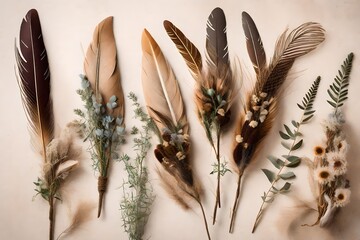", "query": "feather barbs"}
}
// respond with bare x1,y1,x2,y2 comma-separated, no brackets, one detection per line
84,16,124,118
